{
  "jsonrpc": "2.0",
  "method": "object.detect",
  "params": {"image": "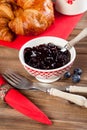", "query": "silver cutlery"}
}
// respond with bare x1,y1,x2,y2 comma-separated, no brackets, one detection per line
61,27,87,52
3,71,87,108
2,71,87,93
